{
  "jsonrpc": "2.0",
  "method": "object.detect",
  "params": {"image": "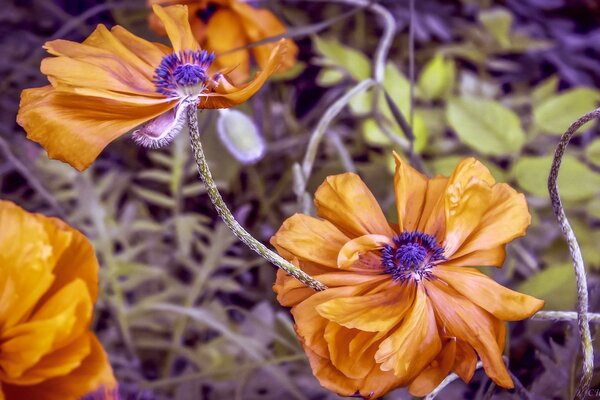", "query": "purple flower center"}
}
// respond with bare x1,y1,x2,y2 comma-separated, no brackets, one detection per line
154,50,215,98
380,231,445,282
